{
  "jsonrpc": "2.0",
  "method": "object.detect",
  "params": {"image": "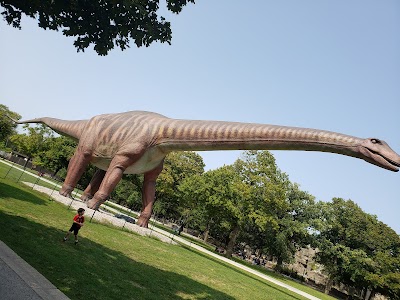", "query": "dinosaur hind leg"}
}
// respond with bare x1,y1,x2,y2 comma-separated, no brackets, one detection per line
136,161,164,228
60,147,92,197
81,169,106,202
